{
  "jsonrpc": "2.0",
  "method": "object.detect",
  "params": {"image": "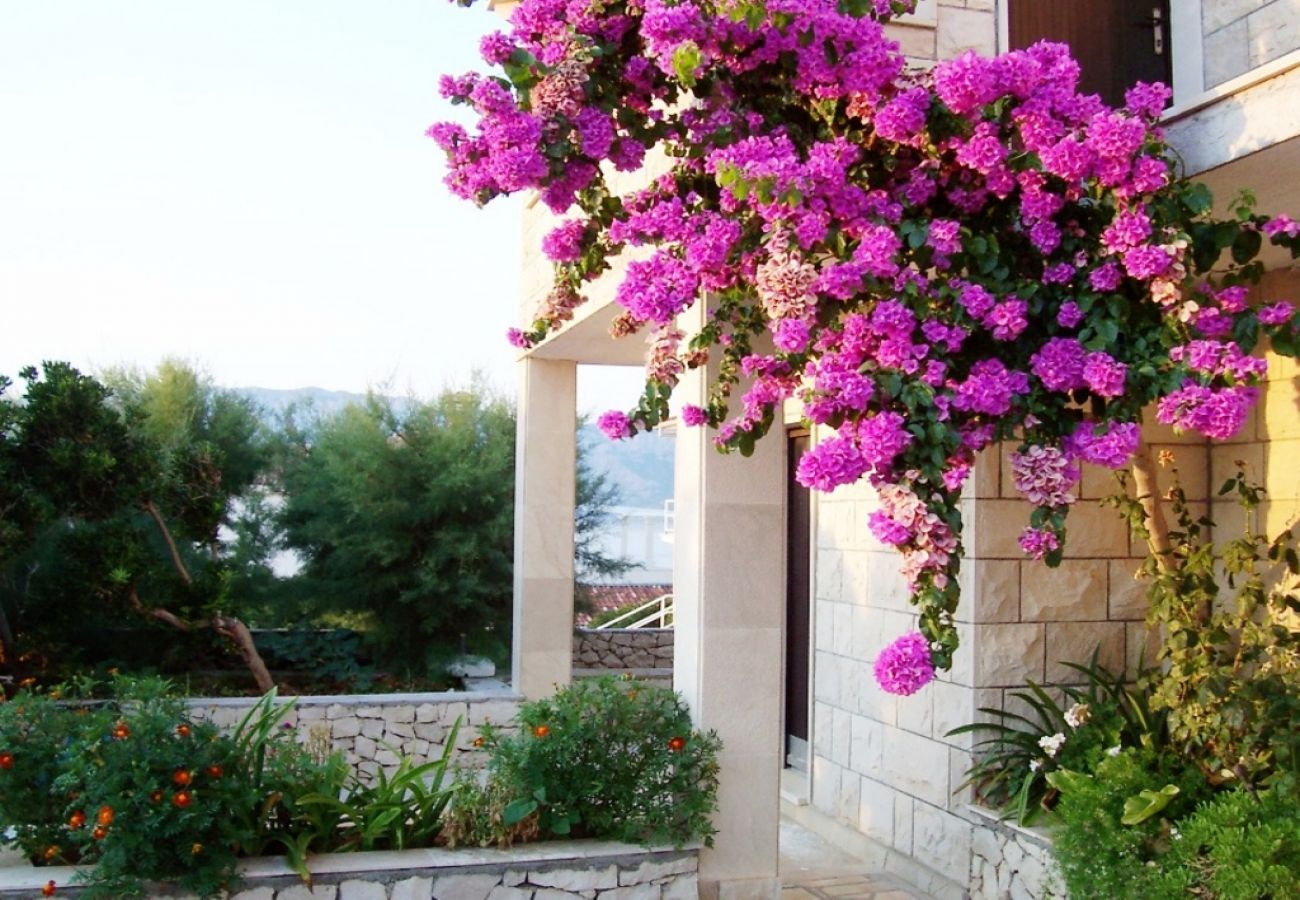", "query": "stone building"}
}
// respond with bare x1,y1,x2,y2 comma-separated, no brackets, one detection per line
491,2,1300,898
